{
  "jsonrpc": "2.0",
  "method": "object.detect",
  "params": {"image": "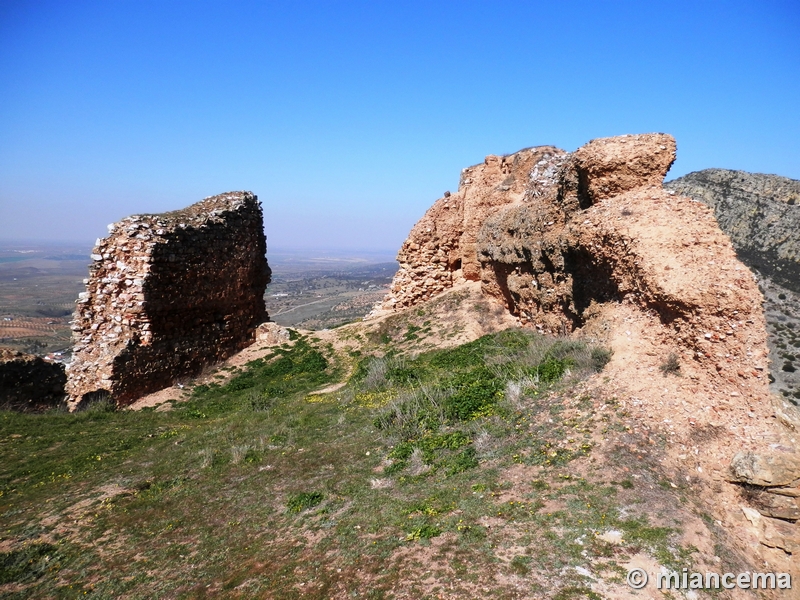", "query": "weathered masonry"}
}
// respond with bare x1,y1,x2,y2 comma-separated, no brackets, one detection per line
66,191,271,409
